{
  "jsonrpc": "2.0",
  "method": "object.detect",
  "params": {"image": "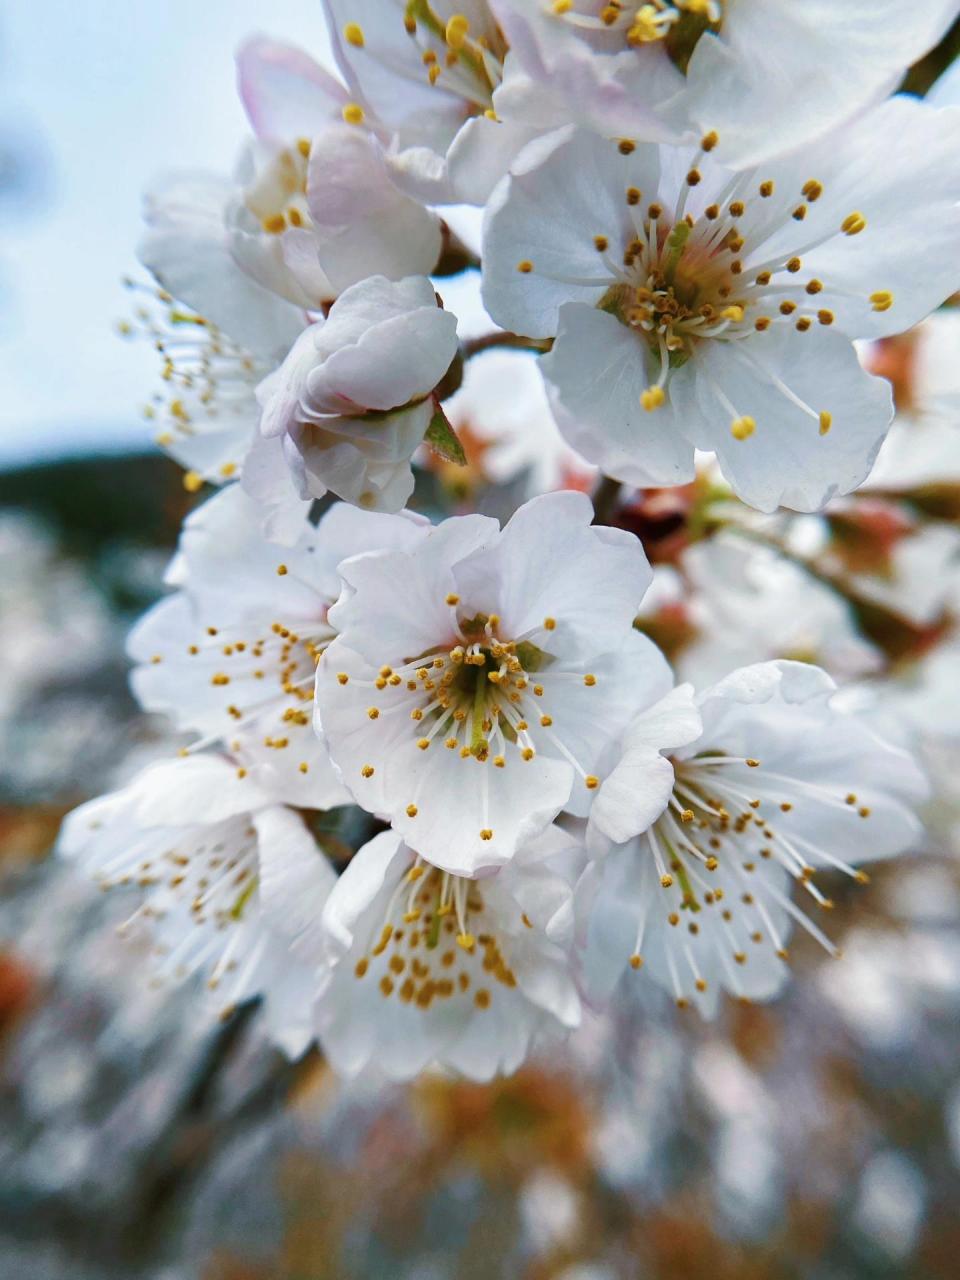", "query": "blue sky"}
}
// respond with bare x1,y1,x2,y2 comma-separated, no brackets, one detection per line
0,1,331,468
